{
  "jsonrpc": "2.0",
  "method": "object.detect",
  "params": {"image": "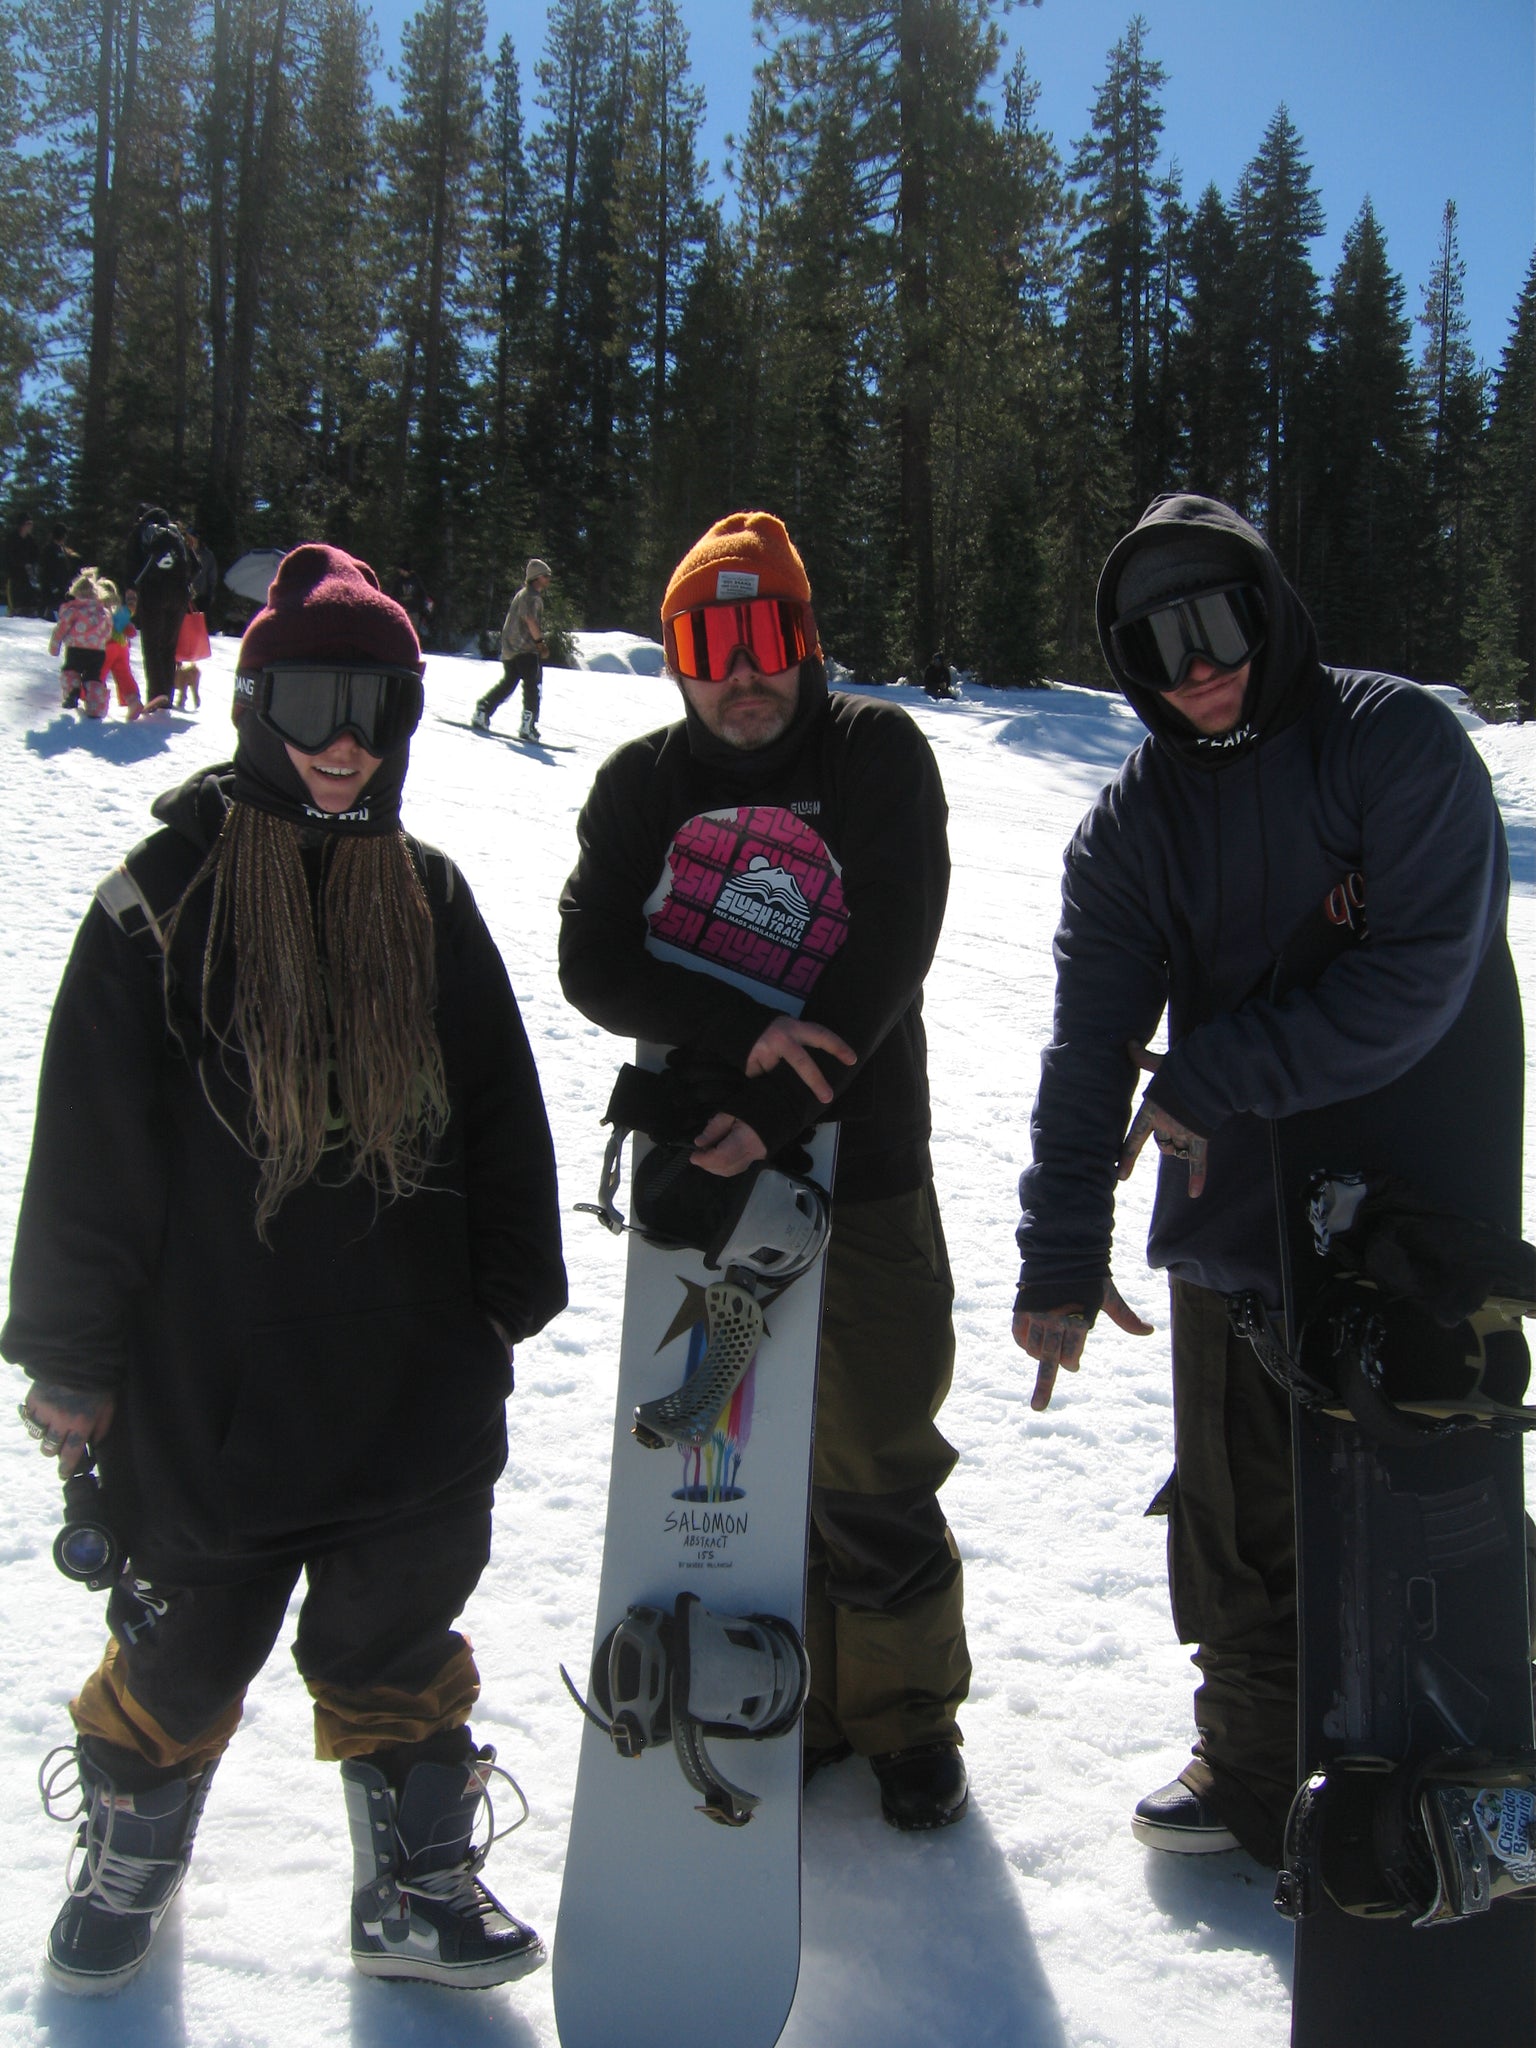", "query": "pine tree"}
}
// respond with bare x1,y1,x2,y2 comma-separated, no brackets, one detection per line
1309,198,1426,669
952,50,1066,686
1475,250,1536,718
1070,12,1169,517
754,0,1005,675
0,5,67,497
202,0,297,562
1234,106,1323,572
1460,560,1522,718
1176,183,1258,507
275,0,384,552
378,0,491,627
1415,200,1485,675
